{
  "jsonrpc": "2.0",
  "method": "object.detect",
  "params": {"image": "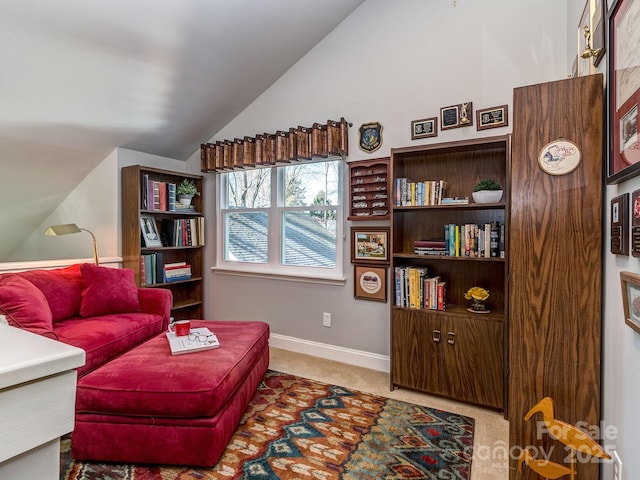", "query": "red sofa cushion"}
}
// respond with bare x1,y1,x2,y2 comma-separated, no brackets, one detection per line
80,264,140,317
19,264,82,322
75,320,270,417
0,275,57,340
55,312,164,377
